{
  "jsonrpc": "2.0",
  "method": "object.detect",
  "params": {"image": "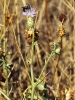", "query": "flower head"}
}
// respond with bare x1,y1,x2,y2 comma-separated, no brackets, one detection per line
5,13,16,25
25,28,39,44
59,13,66,22
58,25,65,37
22,5,37,17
